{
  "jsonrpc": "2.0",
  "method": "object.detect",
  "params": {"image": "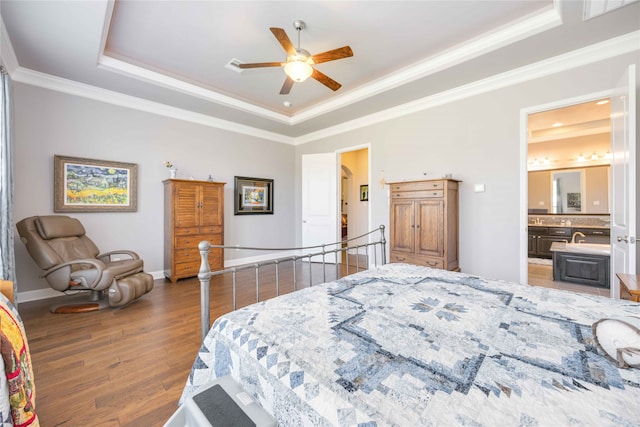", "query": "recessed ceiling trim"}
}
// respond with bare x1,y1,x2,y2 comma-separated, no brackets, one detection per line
98,55,294,125
6,29,637,147
291,4,563,125
295,30,640,145
10,67,296,144
98,2,562,127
